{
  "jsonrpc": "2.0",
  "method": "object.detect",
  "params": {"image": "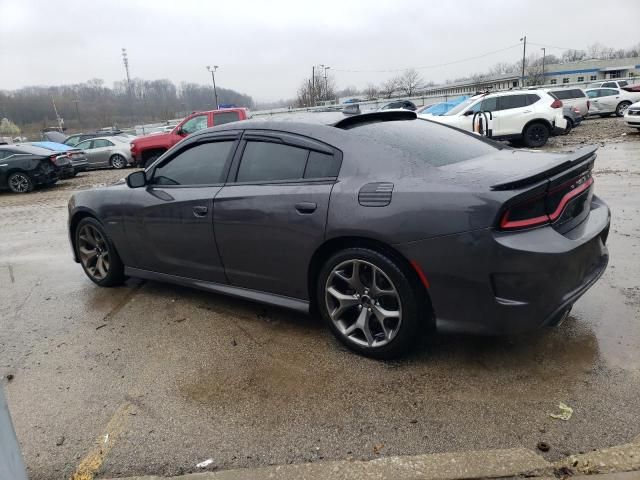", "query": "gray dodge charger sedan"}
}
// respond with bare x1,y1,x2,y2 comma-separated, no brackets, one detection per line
68,111,610,358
